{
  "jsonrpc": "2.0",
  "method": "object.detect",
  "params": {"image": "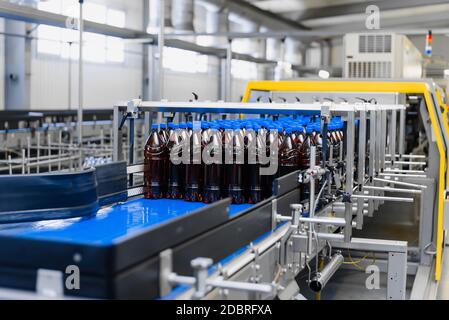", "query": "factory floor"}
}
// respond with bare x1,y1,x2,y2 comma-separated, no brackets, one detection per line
318,268,414,300
318,242,449,300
